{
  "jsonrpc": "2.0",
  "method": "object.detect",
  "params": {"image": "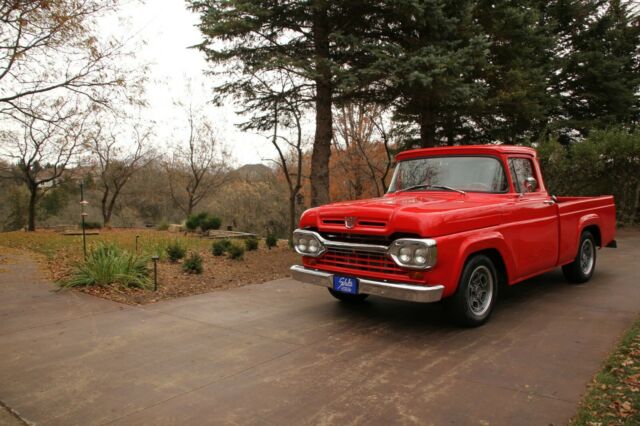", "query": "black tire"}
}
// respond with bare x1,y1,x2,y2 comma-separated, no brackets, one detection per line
328,288,369,303
562,231,596,284
447,254,499,327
